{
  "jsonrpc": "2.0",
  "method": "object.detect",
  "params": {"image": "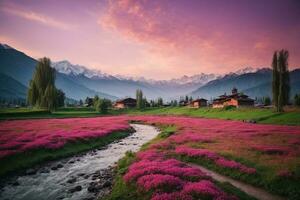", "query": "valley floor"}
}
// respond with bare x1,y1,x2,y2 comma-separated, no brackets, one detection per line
1,106,300,125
